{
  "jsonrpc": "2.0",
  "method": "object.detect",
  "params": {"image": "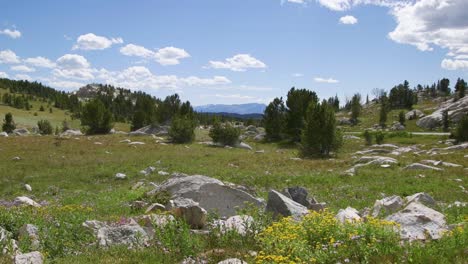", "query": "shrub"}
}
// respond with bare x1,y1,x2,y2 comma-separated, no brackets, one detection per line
453,114,468,143
2,113,15,133
442,110,450,132
80,99,113,135
375,131,385,144
169,115,196,143
37,119,53,135
363,130,372,145
301,101,342,157
398,111,405,126
209,121,240,146
39,105,45,111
